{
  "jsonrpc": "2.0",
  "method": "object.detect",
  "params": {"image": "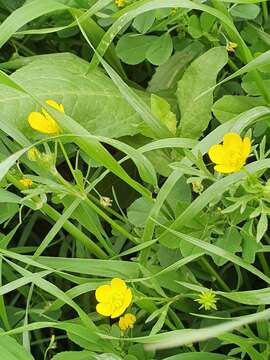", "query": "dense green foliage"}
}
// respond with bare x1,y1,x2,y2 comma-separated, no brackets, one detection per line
0,0,270,359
